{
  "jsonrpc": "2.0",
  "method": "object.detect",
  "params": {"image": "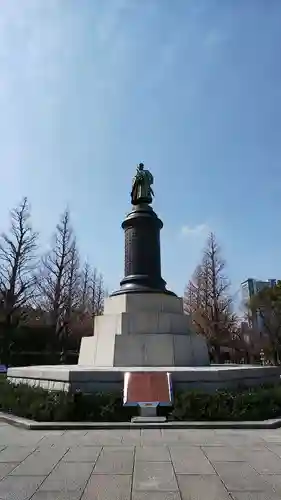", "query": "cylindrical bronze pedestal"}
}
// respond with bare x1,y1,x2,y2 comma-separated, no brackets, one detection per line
111,204,175,296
